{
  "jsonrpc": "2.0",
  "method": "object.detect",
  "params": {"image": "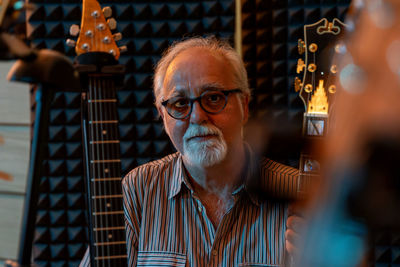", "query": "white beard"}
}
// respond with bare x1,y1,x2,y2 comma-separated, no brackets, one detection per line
182,123,228,167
